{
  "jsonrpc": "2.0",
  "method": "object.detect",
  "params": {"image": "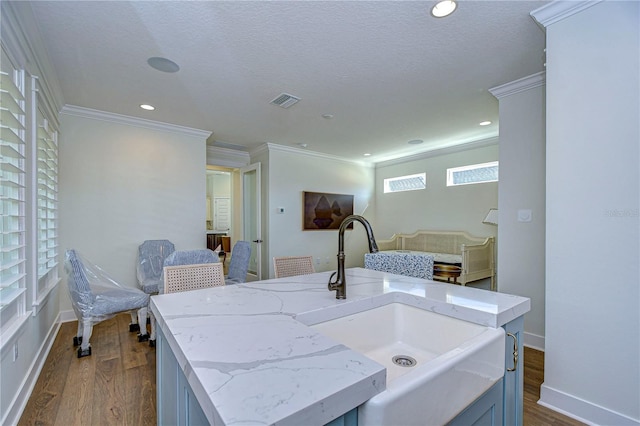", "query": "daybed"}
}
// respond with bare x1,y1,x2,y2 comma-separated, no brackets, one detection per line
376,230,495,290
